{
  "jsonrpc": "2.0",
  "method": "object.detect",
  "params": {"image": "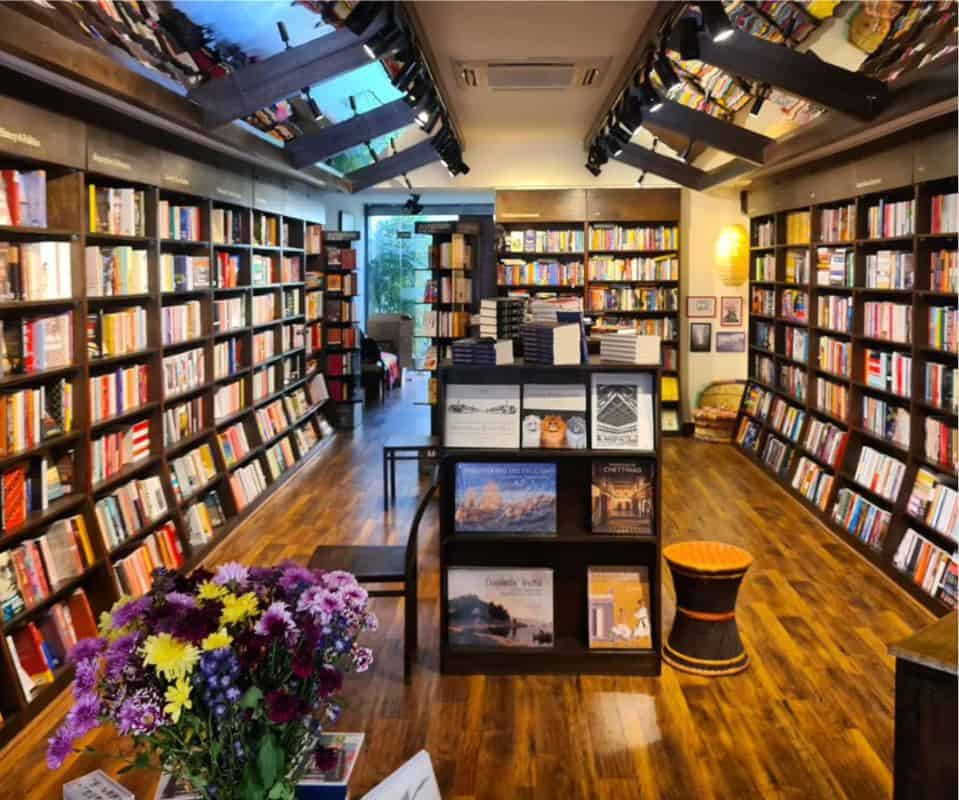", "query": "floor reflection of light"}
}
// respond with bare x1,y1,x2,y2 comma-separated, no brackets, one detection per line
594,692,662,748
